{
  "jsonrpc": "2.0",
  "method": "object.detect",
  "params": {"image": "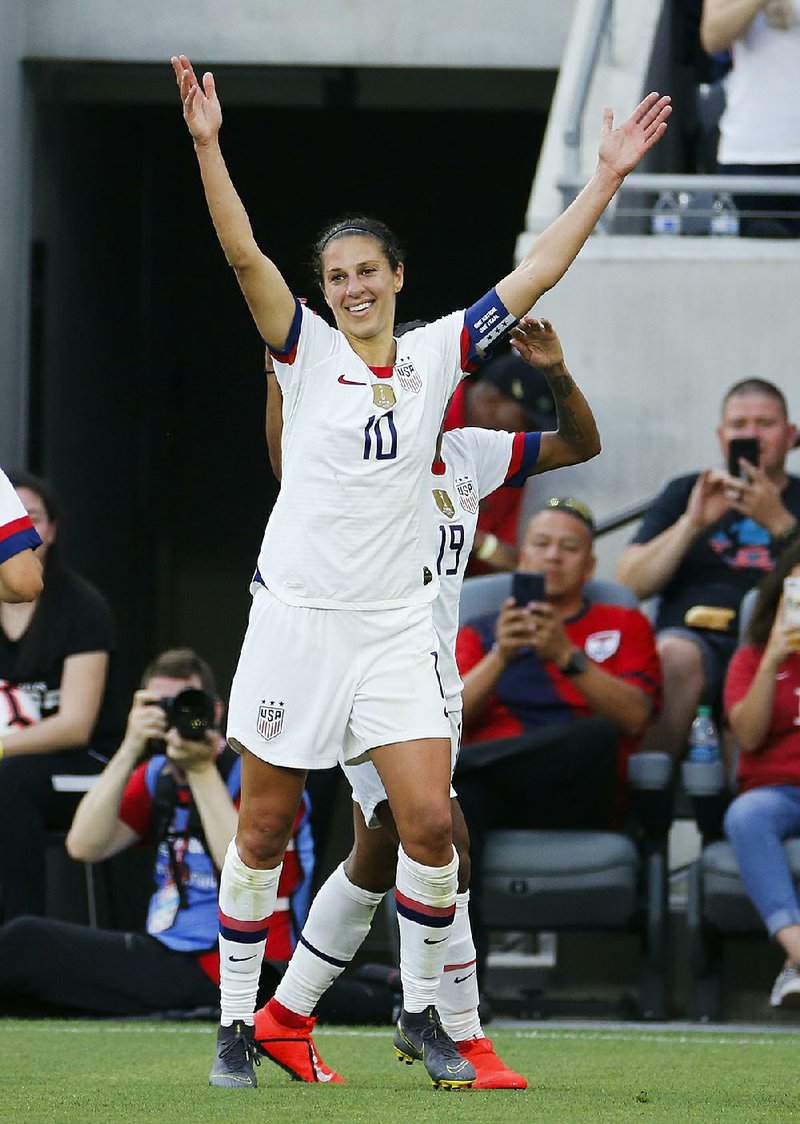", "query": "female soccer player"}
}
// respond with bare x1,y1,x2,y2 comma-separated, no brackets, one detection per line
171,52,669,1090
